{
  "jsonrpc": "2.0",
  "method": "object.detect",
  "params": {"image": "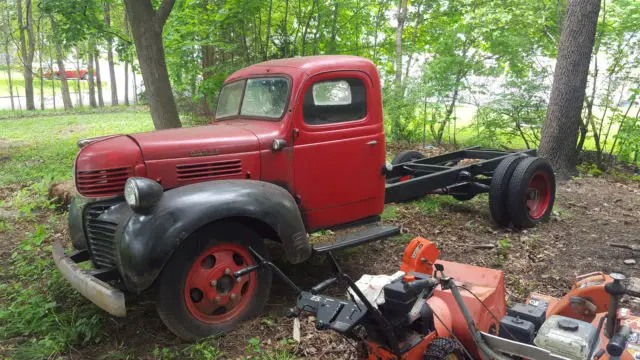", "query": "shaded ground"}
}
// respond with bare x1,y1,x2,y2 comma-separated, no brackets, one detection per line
2,174,640,359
